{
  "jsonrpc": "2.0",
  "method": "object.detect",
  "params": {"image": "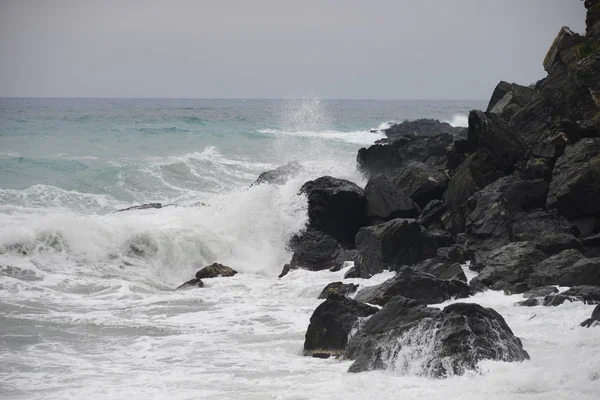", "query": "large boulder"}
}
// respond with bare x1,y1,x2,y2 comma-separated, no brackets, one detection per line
467,111,527,172
303,295,378,358
300,176,366,245
547,138,600,218
476,242,548,287
280,229,356,277
354,266,470,306
252,161,303,186
529,254,600,287
364,174,419,224
344,297,529,376
354,219,444,278
195,263,238,279
392,162,449,208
